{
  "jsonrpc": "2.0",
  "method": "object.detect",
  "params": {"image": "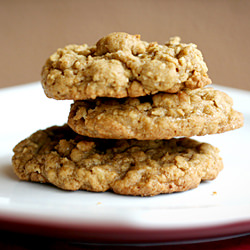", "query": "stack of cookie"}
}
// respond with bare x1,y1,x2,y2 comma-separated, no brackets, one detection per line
12,33,243,196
